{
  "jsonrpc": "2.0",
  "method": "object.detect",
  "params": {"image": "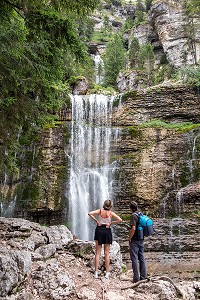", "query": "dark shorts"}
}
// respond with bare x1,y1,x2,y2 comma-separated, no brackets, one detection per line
94,225,112,245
